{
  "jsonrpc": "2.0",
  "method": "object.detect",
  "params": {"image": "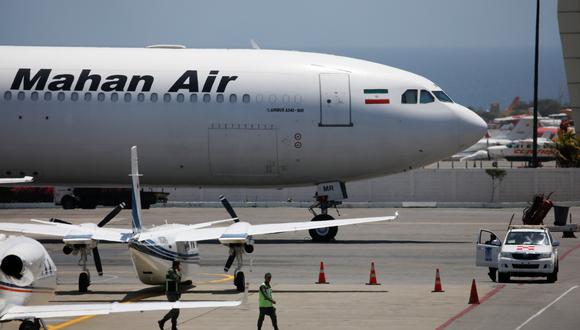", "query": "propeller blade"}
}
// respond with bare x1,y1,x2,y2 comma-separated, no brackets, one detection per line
224,254,236,272
219,195,239,222
92,247,103,276
50,218,71,224
97,202,126,227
